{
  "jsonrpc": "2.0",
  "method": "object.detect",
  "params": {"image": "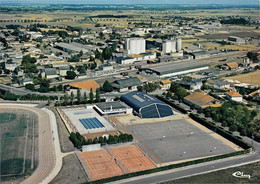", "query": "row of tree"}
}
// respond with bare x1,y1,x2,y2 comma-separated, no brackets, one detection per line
69,132,133,149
